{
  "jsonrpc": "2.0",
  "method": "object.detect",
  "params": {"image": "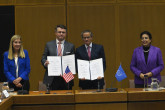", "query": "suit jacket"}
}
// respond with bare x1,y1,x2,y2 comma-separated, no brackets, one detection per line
41,40,75,85
130,45,164,84
4,50,31,83
75,43,106,89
